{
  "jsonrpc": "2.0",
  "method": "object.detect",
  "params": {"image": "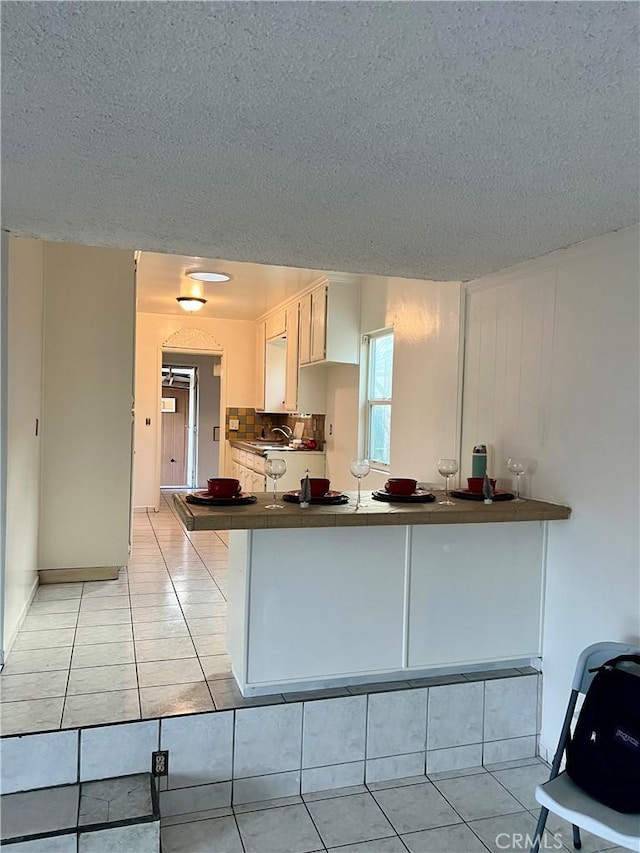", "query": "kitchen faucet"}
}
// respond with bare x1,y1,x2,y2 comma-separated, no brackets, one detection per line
271,426,292,440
